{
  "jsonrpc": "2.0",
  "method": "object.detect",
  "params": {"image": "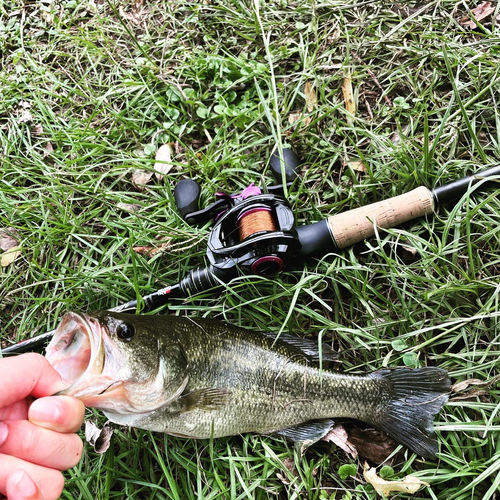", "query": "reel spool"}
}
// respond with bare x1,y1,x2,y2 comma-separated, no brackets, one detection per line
238,206,278,240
